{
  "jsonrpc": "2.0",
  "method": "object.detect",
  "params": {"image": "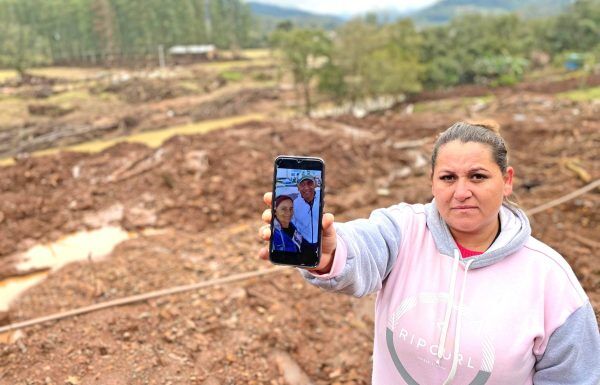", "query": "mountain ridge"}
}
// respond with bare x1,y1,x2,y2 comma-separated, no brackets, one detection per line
248,1,344,29
248,0,575,27
404,0,574,25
